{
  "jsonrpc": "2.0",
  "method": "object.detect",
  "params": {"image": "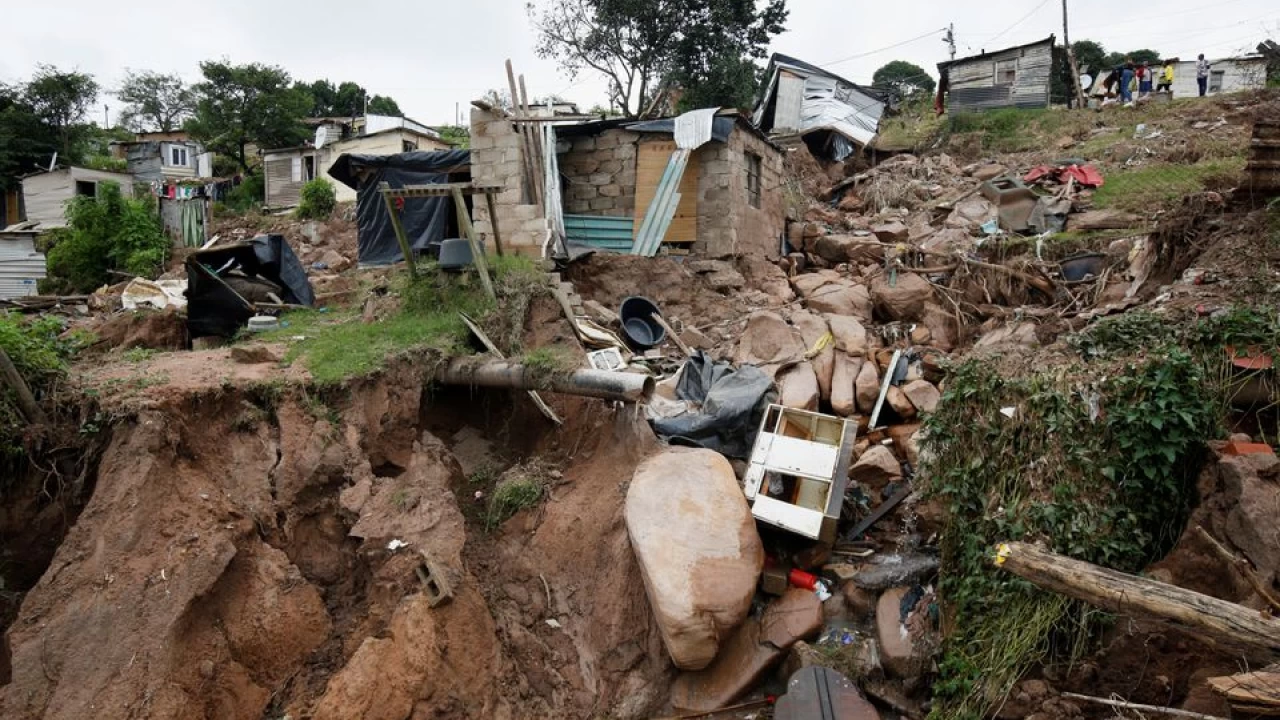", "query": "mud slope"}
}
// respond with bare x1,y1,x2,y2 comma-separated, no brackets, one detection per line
0,354,671,719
